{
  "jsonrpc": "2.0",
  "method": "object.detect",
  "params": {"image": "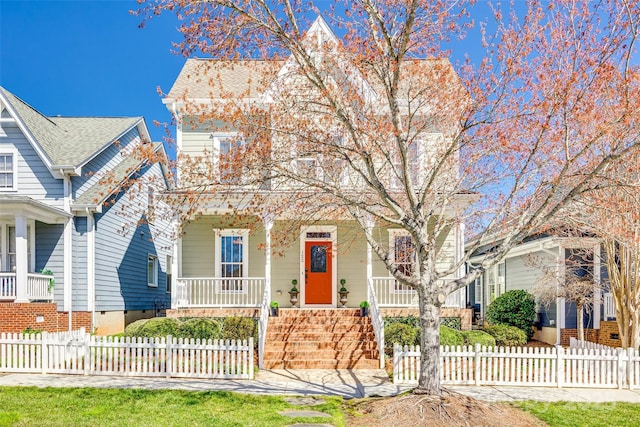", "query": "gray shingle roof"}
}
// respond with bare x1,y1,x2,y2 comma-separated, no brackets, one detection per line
166,59,284,100
72,143,166,207
0,87,142,167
